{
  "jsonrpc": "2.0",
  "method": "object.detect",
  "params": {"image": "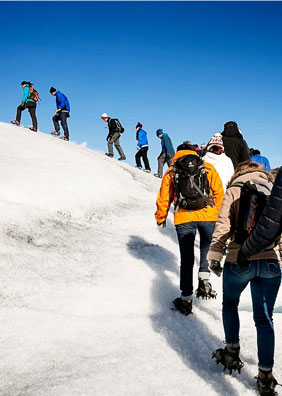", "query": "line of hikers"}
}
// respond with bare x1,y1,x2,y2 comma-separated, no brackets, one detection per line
154,131,281,395
11,81,70,141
